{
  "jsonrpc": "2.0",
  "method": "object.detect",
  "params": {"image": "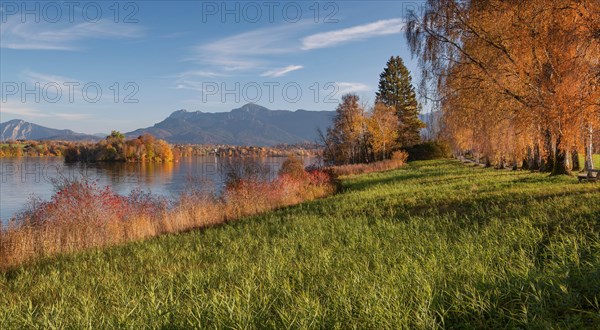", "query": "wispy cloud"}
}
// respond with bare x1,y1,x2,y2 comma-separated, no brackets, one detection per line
301,18,405,50
52,112,91,120
0,18,144,50
22,71,79,86
260,65,304,78
335,82,371,95
18,70,84,101
1,103,48,118
199,24,299,56
1,101,91,120
175,70,229,79
177,19,401,91
174,81,207,93
188,18,405,76
193,23,308,72
171,70,231,93
5,71,102,117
